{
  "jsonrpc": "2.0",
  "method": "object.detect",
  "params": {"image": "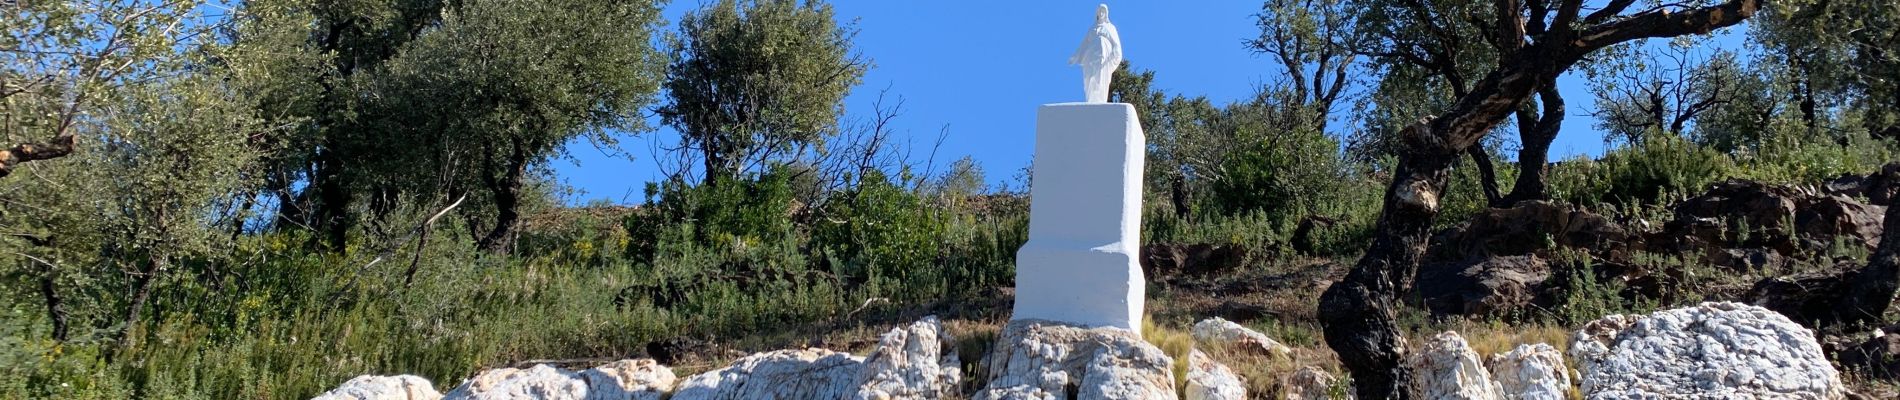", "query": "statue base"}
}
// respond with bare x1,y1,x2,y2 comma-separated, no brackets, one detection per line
1011,103,1145,333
